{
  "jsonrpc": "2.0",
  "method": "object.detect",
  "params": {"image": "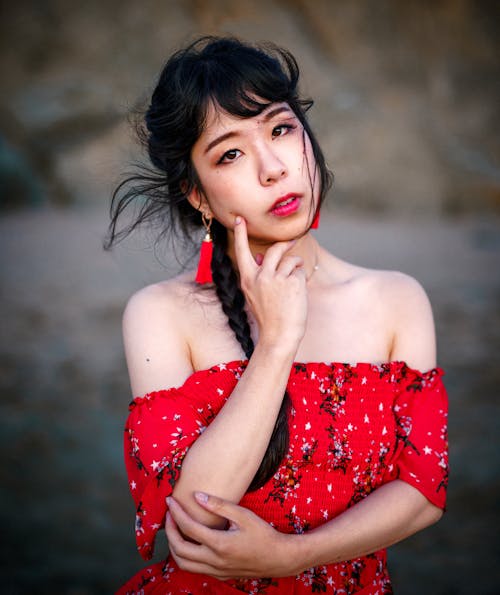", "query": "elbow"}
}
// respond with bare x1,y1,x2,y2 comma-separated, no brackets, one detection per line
428,503,444,526
419,501,444,530
398,480,445,530
172,477,228,530
400,480,445,533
